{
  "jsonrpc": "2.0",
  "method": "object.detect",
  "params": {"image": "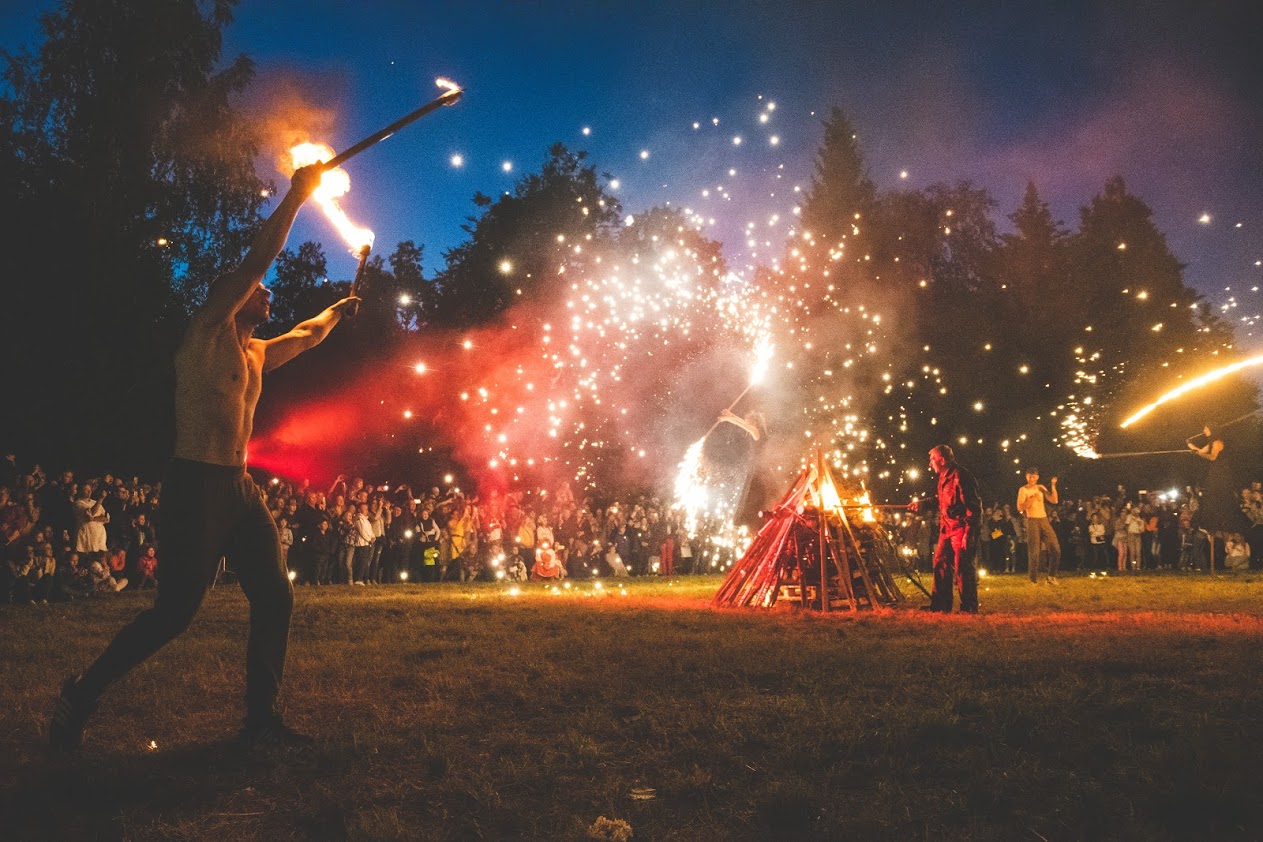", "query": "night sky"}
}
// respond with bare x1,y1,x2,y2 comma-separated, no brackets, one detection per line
4,1,1262,337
